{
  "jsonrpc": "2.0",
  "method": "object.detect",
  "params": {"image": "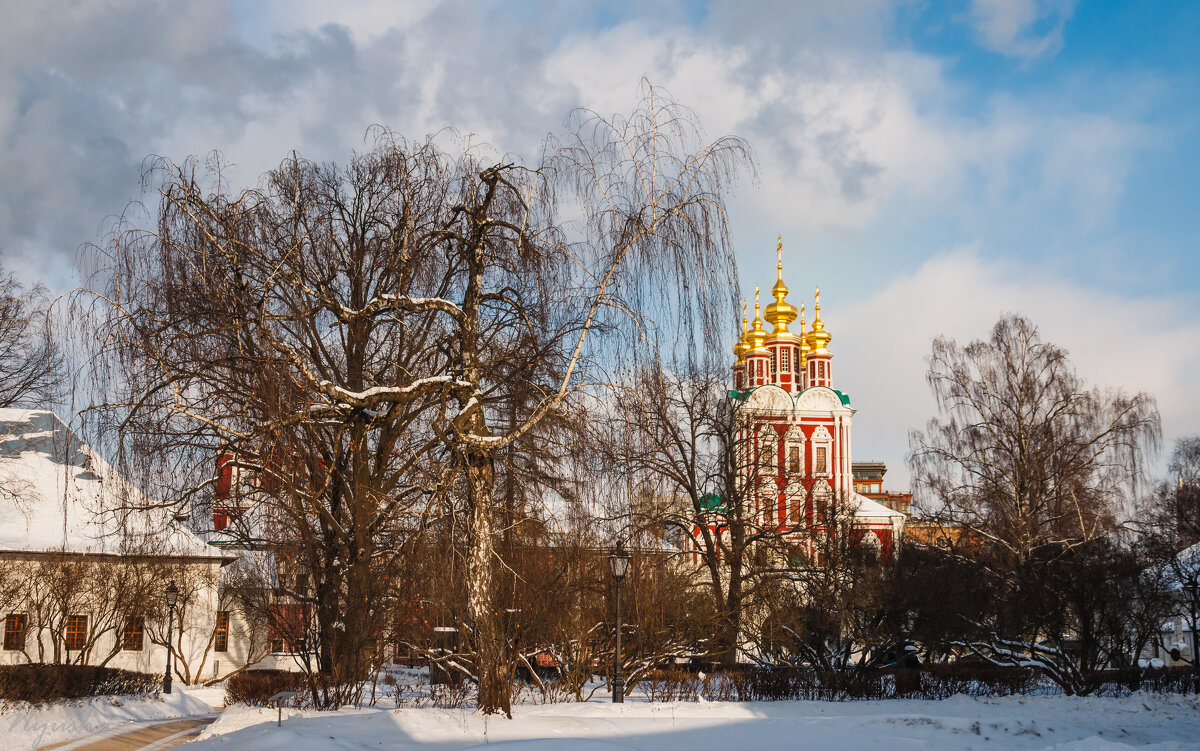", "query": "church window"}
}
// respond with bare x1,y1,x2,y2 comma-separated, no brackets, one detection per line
781,348,790,373
3,614,26,650
215,611,230,653
771,350,777,377
65,615,88,651
815,446,828,474
788,445,800,473
122,617,144,651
